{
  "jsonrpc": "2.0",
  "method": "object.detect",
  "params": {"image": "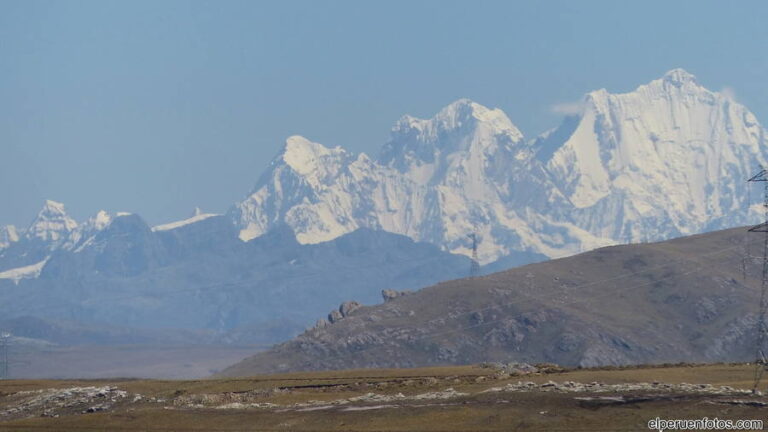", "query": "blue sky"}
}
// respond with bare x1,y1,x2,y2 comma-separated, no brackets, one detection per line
2,0,768,226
